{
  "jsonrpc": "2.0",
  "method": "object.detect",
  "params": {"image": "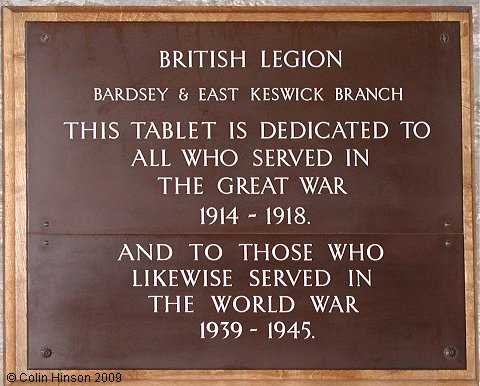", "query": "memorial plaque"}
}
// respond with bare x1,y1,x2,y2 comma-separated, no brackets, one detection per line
3,7,476,385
